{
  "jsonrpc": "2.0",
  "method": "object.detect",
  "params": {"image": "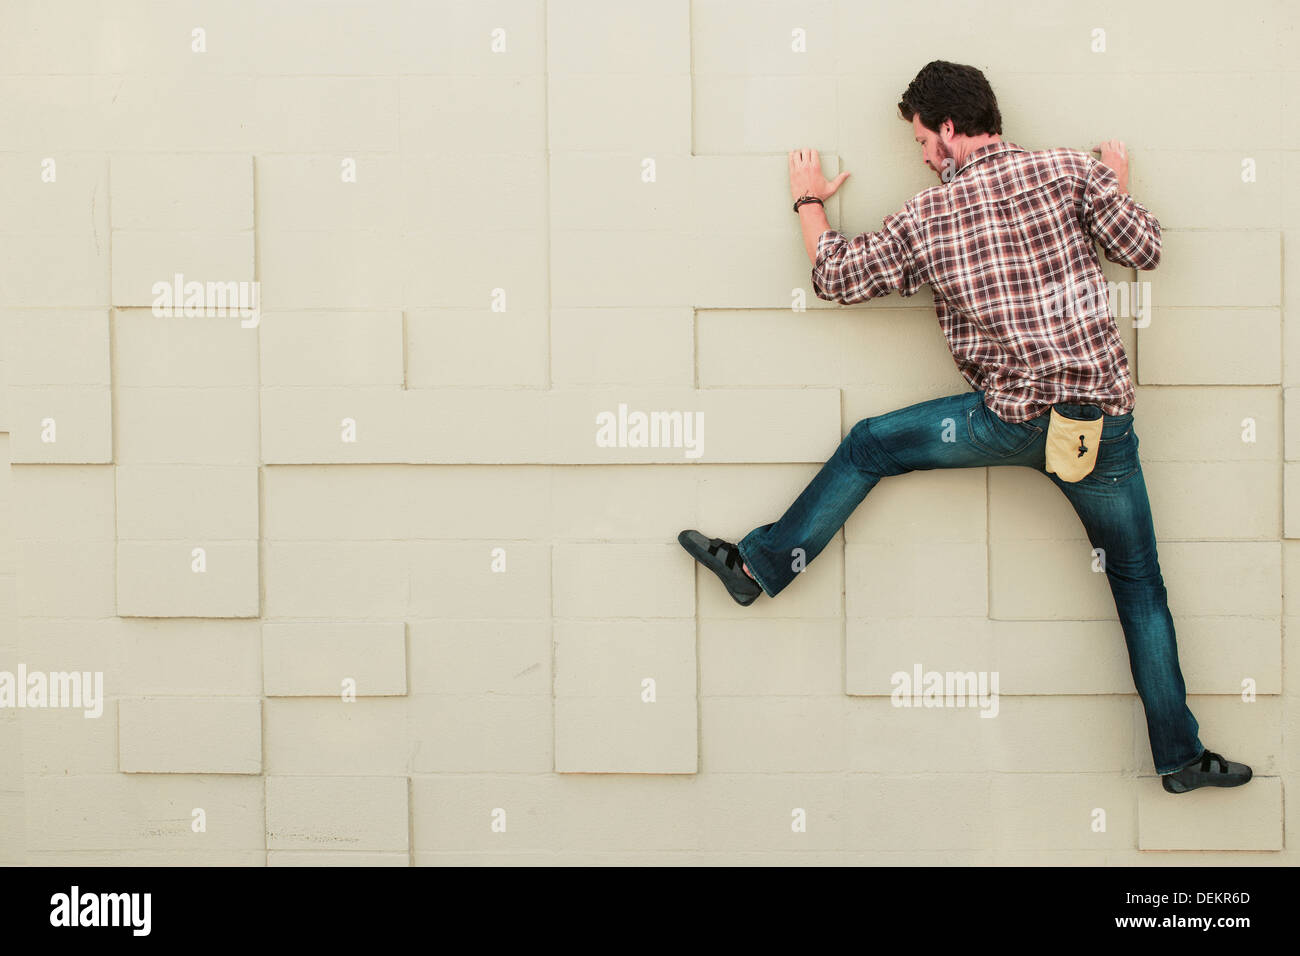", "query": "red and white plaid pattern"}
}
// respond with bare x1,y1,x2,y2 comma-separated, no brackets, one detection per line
811,141,1160,423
